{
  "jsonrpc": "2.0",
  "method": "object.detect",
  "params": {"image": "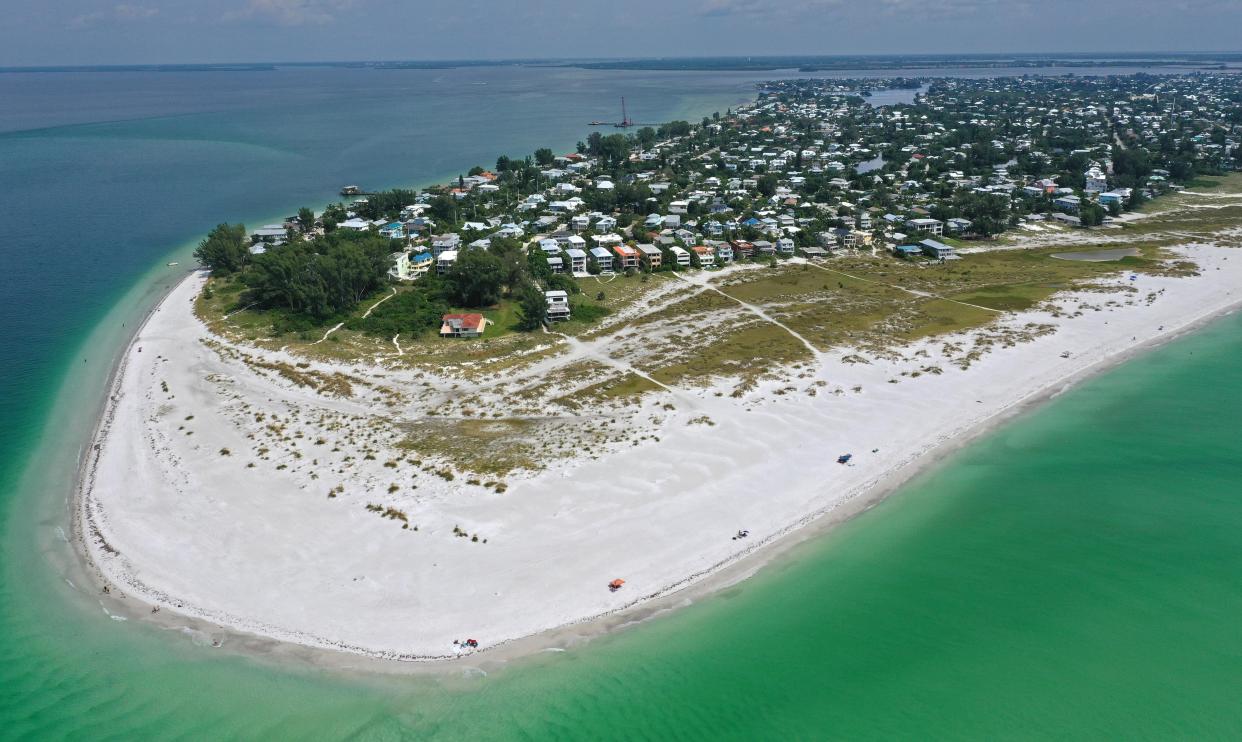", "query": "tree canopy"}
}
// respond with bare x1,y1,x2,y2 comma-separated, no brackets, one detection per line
444,248,504,307
194,223,249,275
